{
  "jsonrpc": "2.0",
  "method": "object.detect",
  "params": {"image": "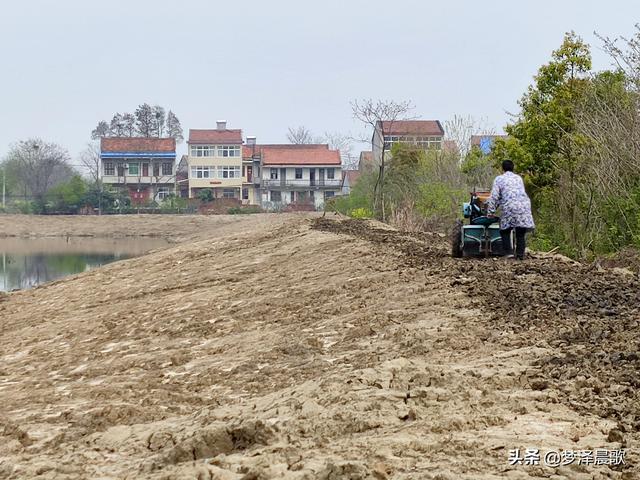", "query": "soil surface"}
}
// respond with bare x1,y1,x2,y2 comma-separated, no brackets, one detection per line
0,214,638,479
